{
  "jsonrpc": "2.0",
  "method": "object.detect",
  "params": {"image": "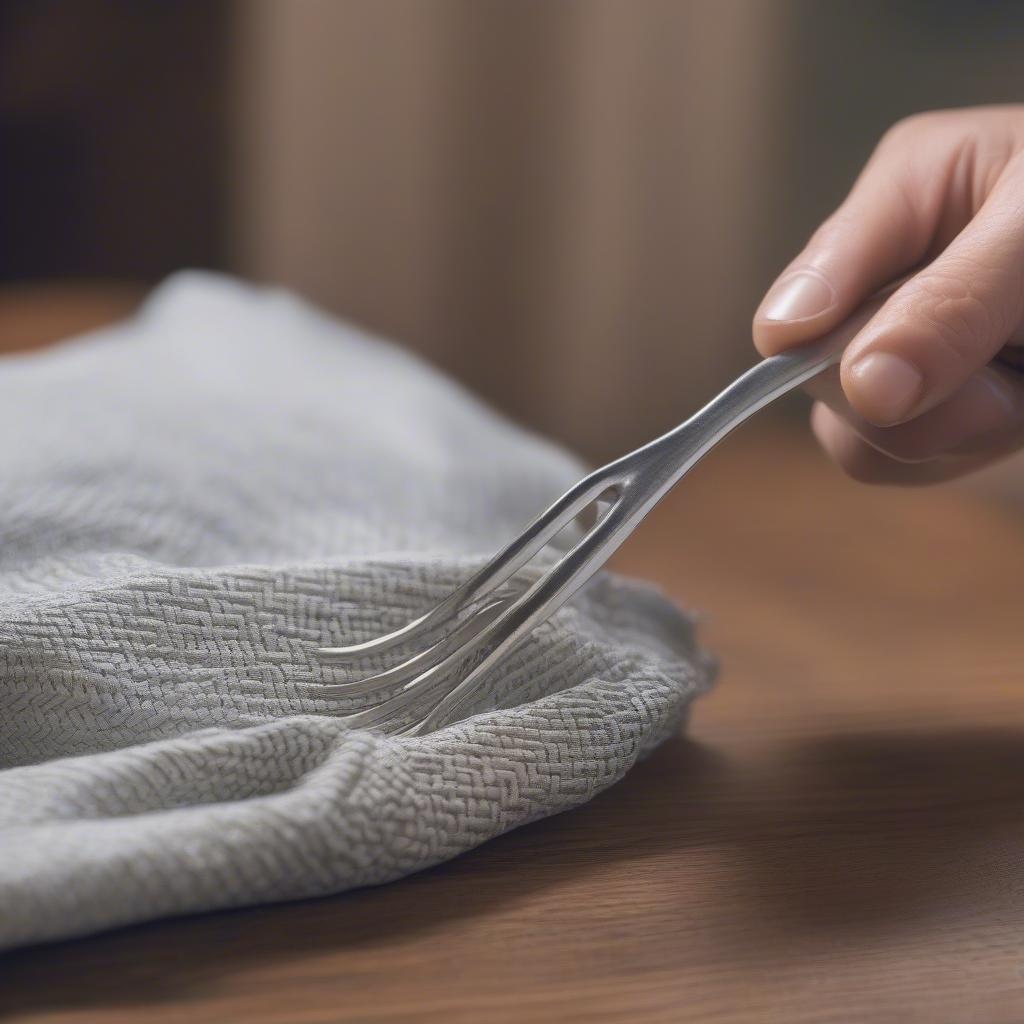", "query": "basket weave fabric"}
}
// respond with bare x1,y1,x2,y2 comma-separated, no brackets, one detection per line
0,274,713,950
